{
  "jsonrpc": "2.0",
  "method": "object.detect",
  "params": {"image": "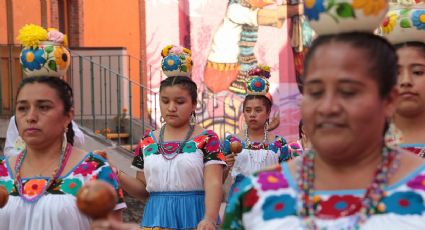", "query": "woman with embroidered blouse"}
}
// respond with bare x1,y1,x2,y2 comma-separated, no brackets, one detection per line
222,32,425,230
223,65,302,198
116,45,226,230
0,76,125,230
